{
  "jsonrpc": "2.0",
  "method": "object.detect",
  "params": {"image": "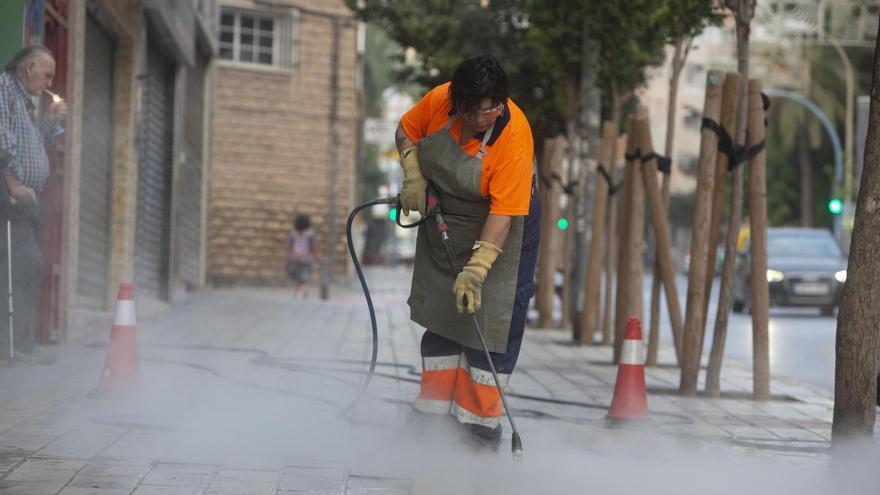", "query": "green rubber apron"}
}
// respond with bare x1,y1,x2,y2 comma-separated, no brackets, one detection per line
408,115,524,353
